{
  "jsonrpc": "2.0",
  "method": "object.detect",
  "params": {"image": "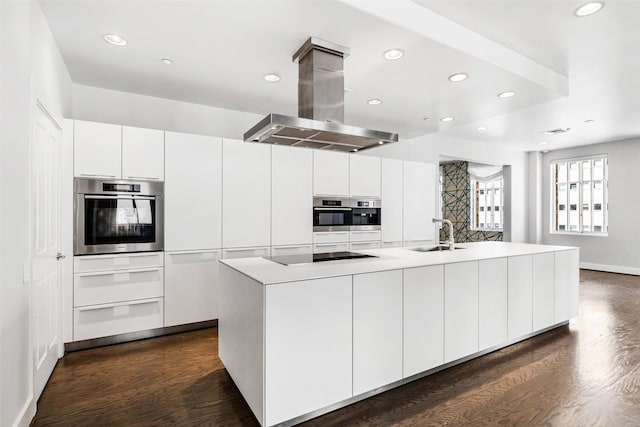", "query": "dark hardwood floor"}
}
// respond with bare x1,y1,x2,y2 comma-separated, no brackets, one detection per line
32,270,640,426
